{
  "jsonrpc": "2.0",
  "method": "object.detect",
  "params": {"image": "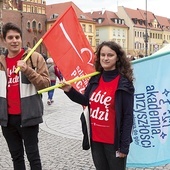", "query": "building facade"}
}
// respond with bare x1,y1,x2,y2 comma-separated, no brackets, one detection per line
46,1,96,52
0,0,47,54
